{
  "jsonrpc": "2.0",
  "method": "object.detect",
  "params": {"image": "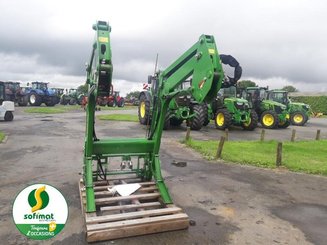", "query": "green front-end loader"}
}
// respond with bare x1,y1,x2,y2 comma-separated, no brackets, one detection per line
81,21,229,242
266,89,310,126
241,87,290,129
